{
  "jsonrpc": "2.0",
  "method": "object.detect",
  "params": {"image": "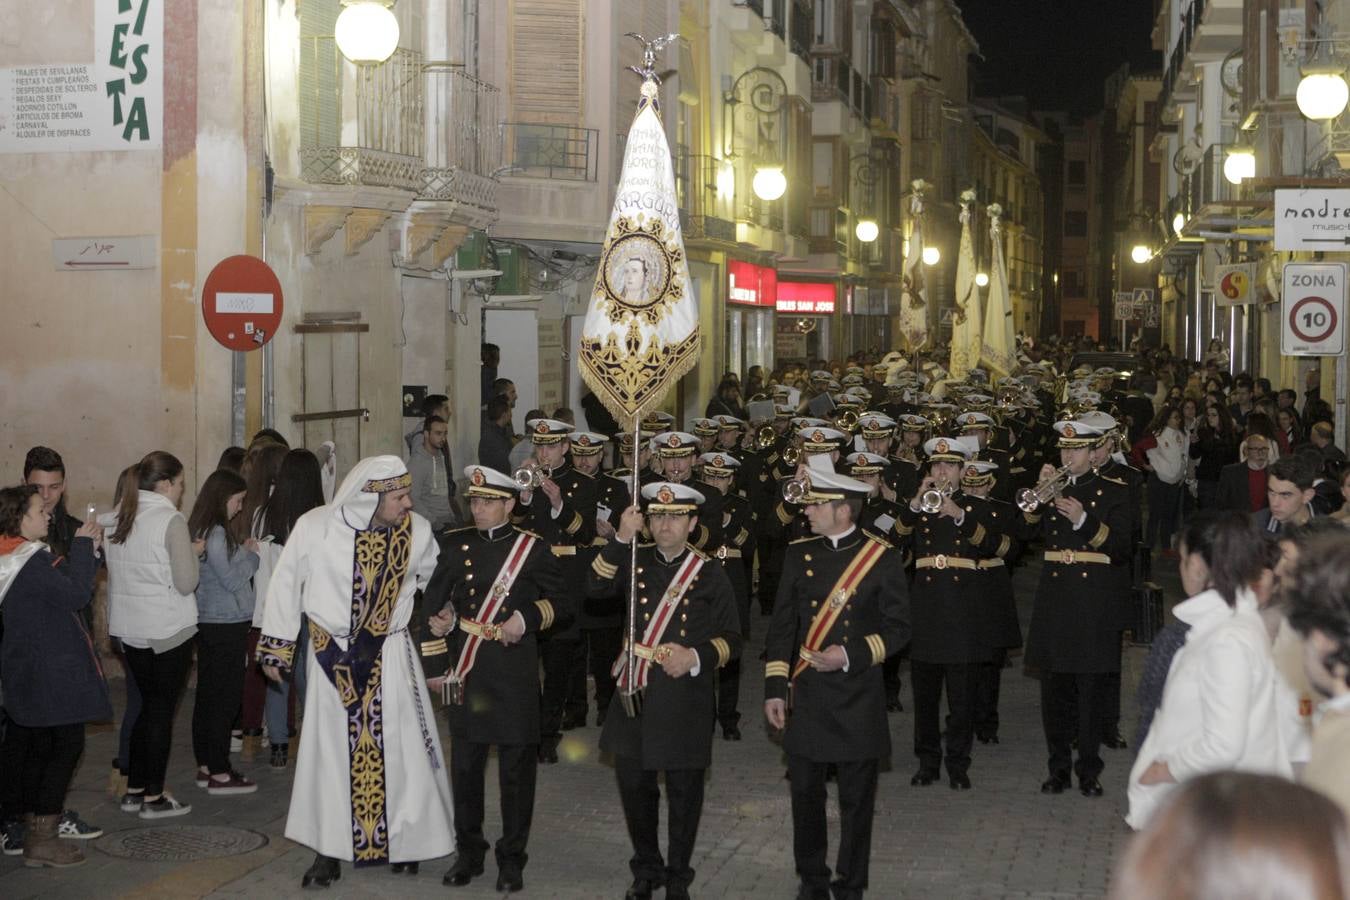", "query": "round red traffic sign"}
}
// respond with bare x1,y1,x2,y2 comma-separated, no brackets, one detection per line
201,255,284,352
1289,295,1338,344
